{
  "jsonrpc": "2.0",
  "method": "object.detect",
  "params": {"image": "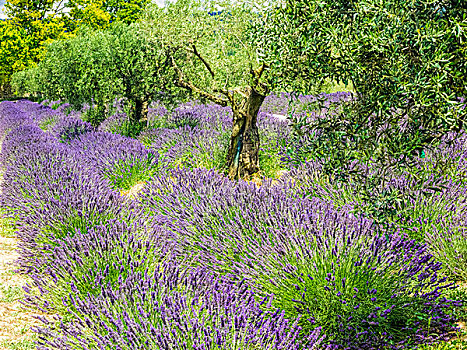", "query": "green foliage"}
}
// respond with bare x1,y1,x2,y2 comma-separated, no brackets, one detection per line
19,23,171,127
258,0,467,171
102,153,159,191
141,0,322,106
418,285,467,349
0,0,72,92
0,338,37,350
255,241,436,346
66,0,149,29
254,0,467,230
0,210,17,239
33,219,166,319
258,151,285,179
426,224,467,282
142,0,261,102
112,120,145,138
3,0,150,94
258,127,288,178
10,68,42,100
0,21,29,93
